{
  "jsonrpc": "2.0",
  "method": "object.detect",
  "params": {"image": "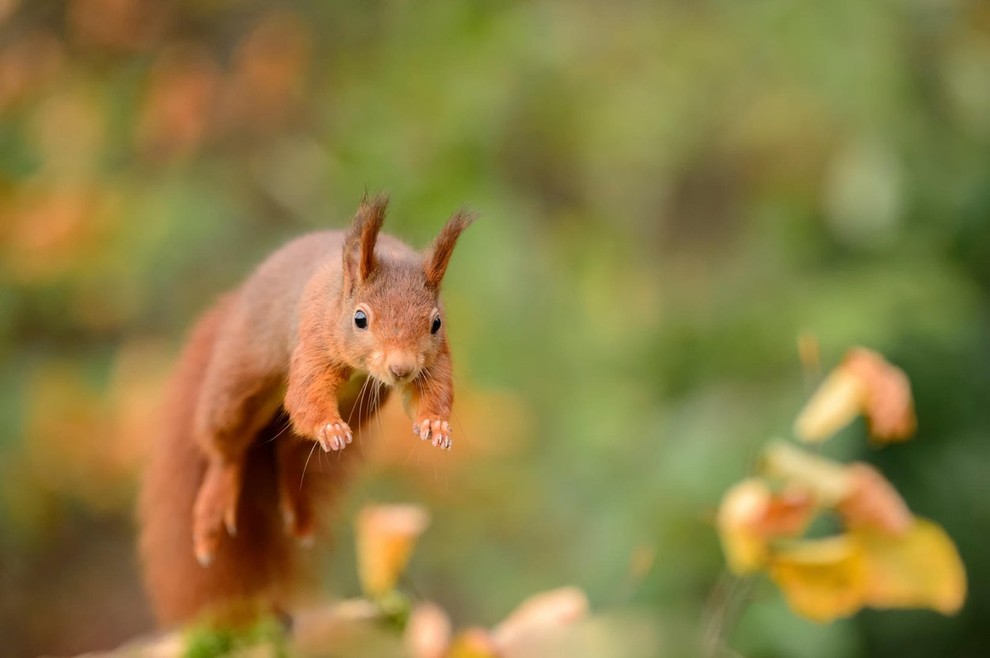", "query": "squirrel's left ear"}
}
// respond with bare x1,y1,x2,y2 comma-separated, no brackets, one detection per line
424,209,475,289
